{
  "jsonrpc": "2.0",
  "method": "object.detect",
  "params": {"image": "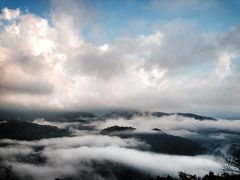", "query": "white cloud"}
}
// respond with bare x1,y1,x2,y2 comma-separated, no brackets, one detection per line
99,44,109,52
33,118,79,129
95,115,240,135
0,8,20,21
212,53,235,81
0,135,144,149
0,137,223,180
139,31,164,47
43,146,222,177
0,3,239,116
